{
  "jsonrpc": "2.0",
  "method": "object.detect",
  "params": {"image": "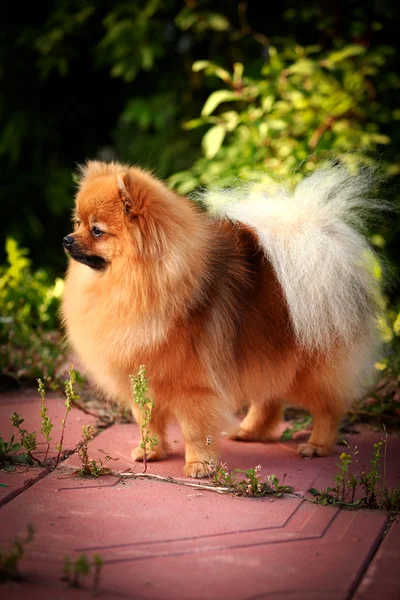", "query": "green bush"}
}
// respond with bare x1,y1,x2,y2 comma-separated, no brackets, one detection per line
0,238,64,382
2,3,399,276
169,43,398,193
